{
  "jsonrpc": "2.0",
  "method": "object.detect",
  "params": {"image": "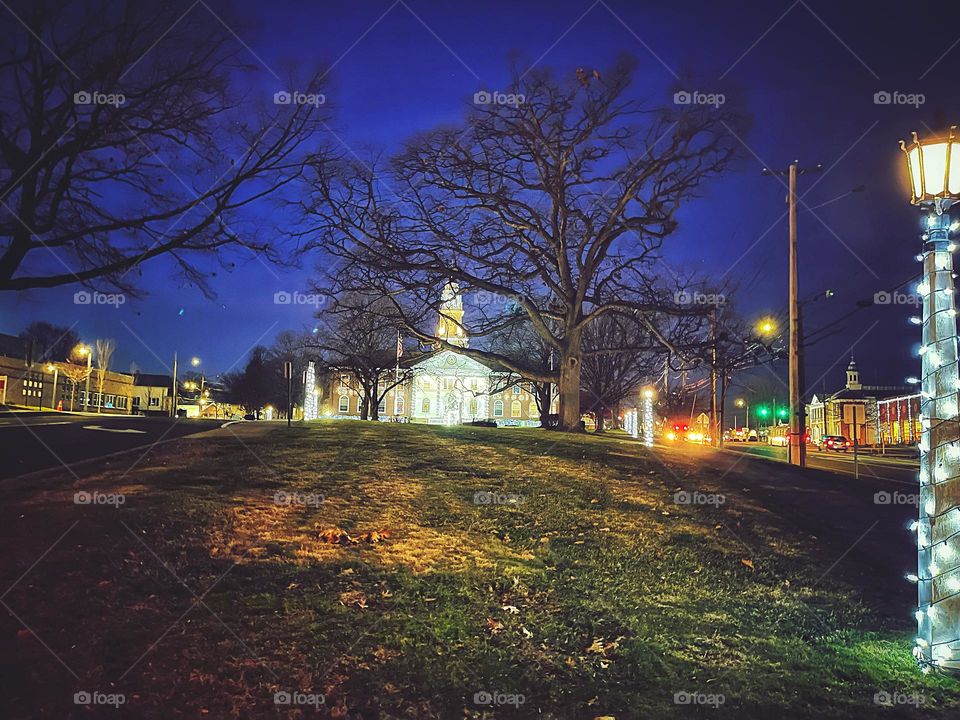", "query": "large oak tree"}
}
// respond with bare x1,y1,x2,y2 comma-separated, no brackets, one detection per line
302,58,743,430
